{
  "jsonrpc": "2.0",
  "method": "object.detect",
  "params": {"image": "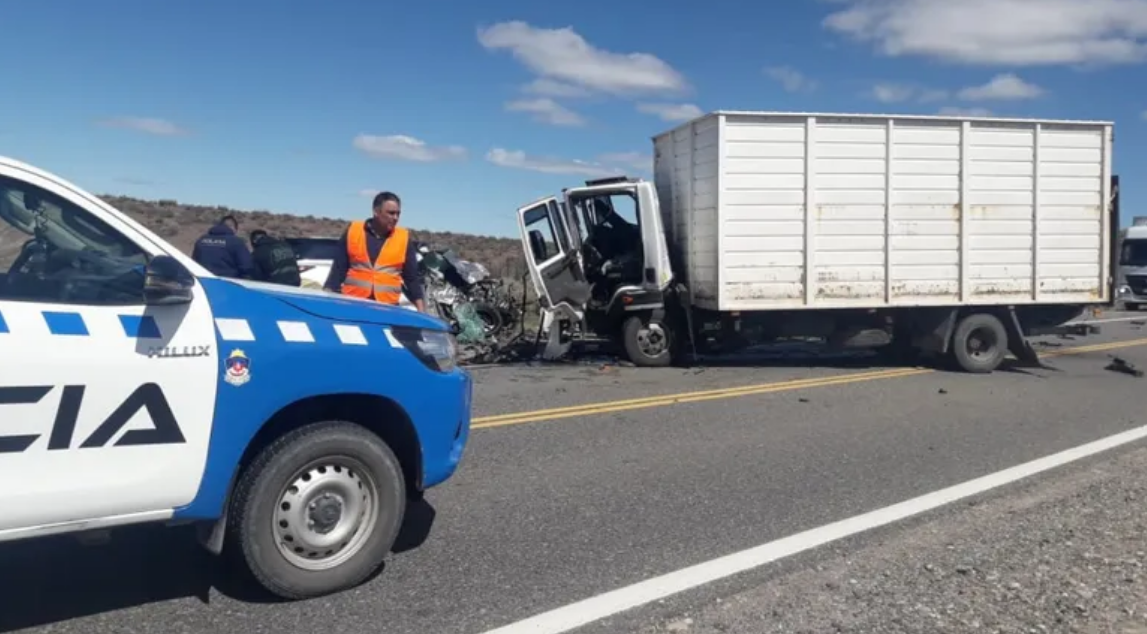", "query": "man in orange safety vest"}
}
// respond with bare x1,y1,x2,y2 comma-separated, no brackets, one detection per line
323,191,426,312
